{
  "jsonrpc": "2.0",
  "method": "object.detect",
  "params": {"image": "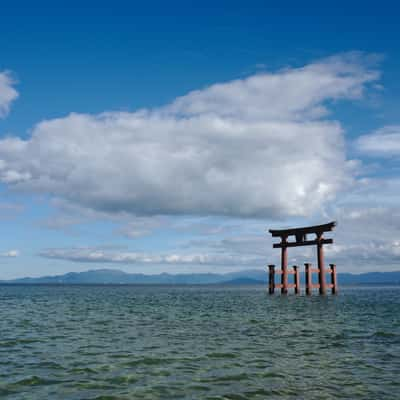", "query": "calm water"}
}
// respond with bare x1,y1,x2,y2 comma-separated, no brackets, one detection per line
0,285,399,400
